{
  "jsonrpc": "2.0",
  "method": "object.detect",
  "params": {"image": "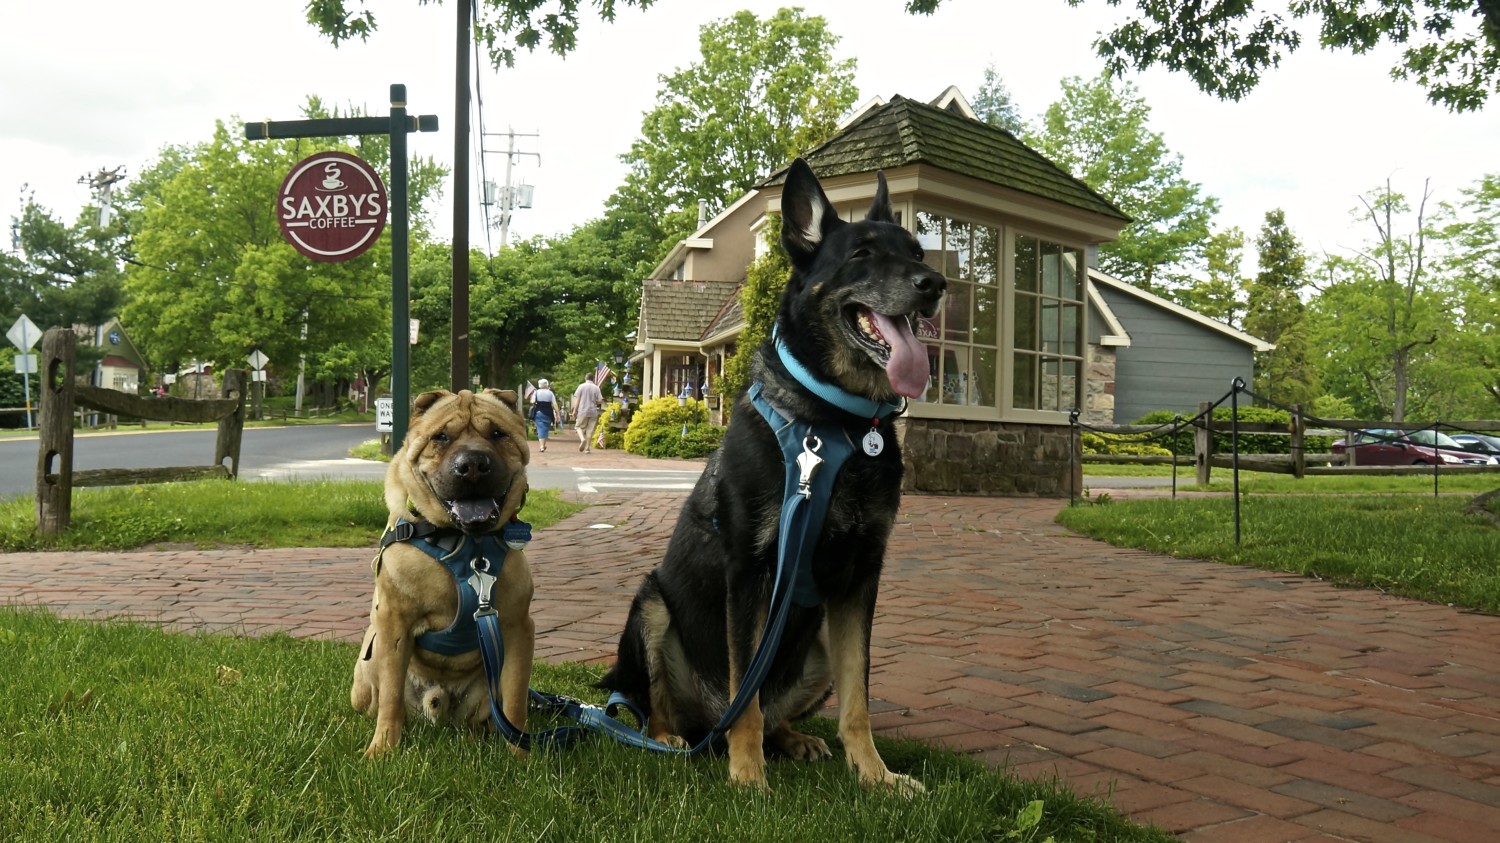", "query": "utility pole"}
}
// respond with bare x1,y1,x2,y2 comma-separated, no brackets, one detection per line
481,129,540,250
78,166,126,227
